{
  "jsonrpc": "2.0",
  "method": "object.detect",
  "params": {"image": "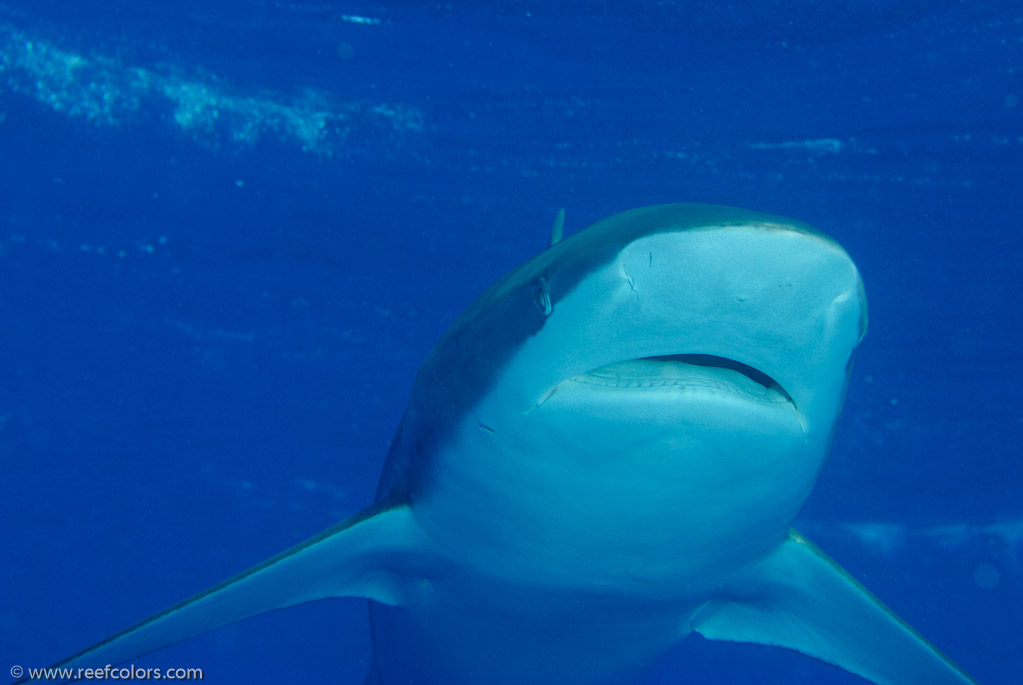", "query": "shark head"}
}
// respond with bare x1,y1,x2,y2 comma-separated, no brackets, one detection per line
40,203,975,685
396,203,867,588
